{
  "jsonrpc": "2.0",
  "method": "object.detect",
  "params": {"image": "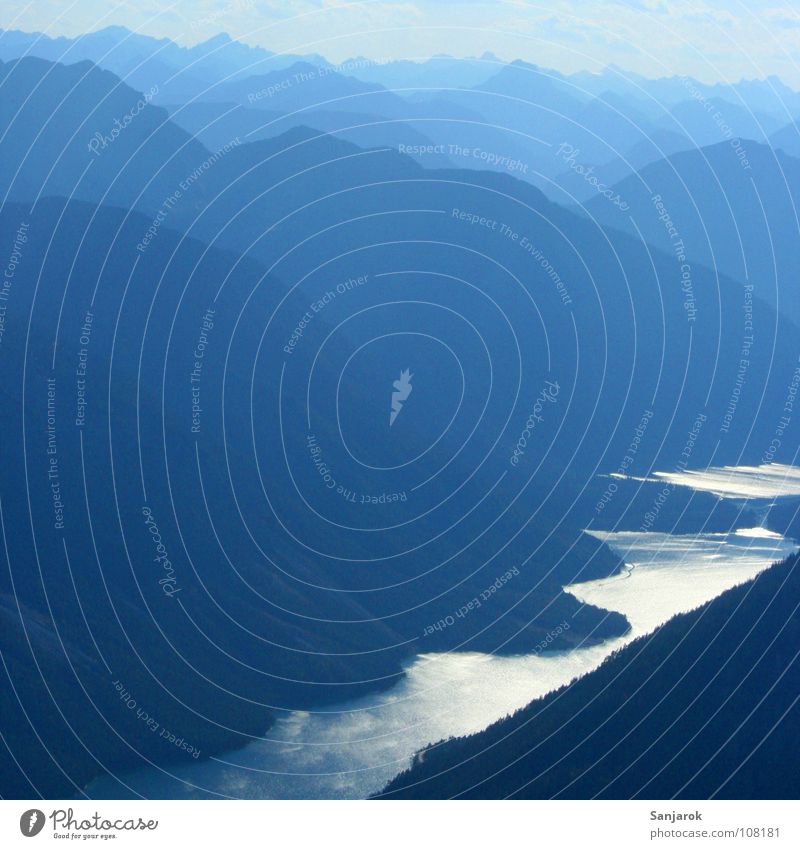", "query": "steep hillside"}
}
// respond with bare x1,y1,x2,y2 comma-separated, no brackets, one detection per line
584,141,800,327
